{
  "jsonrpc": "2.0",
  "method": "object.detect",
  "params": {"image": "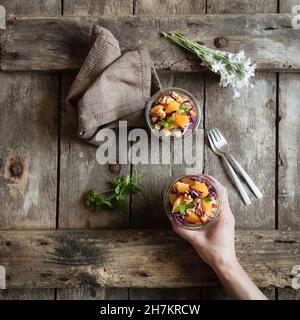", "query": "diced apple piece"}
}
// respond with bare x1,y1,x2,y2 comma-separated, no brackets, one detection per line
173,113,190,128
165,100,180,114
151,105,163,114
175,182,190,193
169,193,177,205
185,212,202,224
201,199,213,215
151,105,166,119
201,214,209,223
161,128,171,137
172,196,183,213
193,182,209,197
